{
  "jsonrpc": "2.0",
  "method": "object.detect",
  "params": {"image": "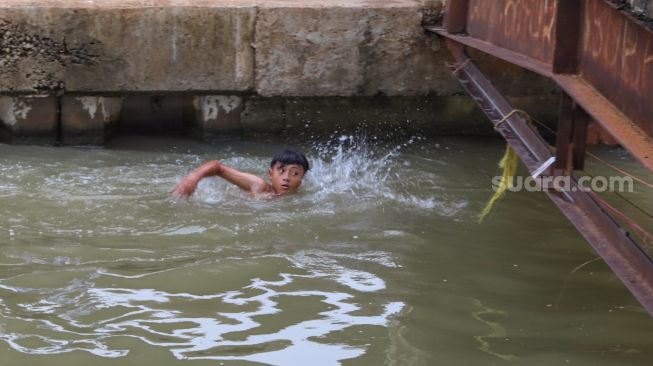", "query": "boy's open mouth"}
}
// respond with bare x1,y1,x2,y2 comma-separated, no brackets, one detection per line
281,184,289,190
